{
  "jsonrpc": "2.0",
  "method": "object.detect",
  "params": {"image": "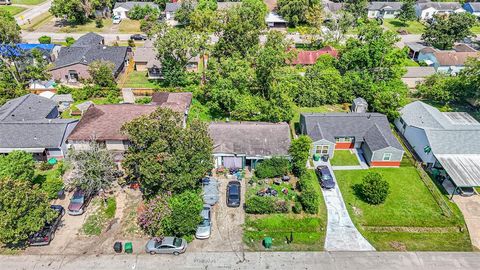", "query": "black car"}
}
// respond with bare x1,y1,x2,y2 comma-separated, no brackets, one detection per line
28,205,65,246
315,165,335,189
130,34,148,41
226,181,241,207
